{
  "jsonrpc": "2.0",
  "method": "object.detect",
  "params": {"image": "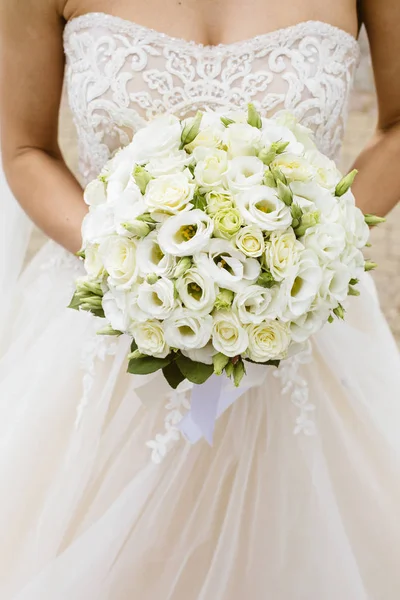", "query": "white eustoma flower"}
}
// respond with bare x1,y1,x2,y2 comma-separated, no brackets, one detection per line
225,156,265,192
137,277,176,319
246,319,291,362
181,341,216,365
270,153,316,183
196,239,261,292
319,262,352,306
223,122,261,157
164,310,213,350
290,307,330,344
279,249,323,321
128,114,182,164
158,209,214,257
290,181,339,221
264,228,304,281
99,235,139,289
340,245,365,279
84,178,107,206
130,320,170,359
235,225,265,257
212,310,249,357
102,288,134,332
337,191,370,249
146,150,191,177
81,204,115,245
236,185,292,232
113,183,148,235
136,232,176,277
193,147,229,190
303,223,346,263
144,171,195,219
273,110,317,151
84,244,105,281
233,285,278,324
260,121,304,155
175,265,218,315
305,148,342,191
106,149,137,204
